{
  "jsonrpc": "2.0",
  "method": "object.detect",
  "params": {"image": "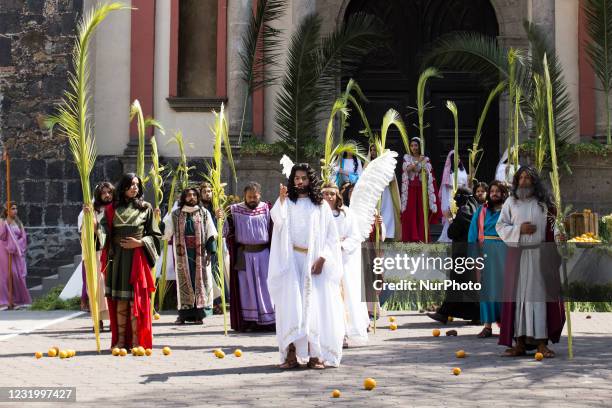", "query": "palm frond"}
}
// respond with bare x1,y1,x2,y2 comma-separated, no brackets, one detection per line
446,101,459,197
274,13,384,162
167,131,193,191
130,99,165,181
469,81,506,184
524,21,576,144
238,0,287,144
46,1,129,353
584,0,612,144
